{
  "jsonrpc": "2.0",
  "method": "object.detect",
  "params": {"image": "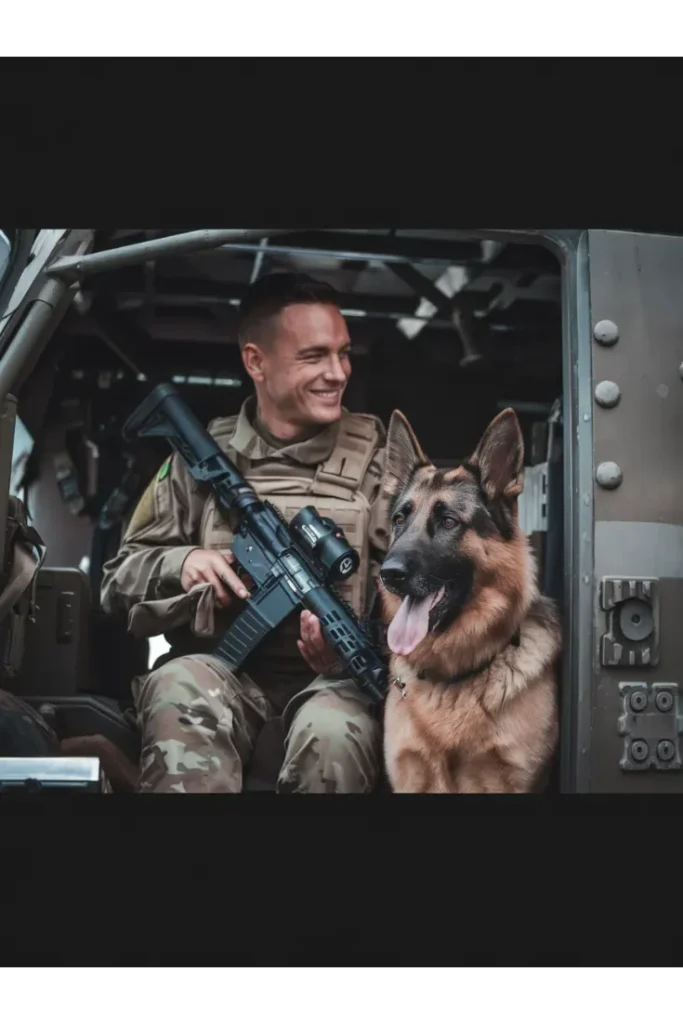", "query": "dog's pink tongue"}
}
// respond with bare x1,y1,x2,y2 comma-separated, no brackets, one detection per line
388,589,444,656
